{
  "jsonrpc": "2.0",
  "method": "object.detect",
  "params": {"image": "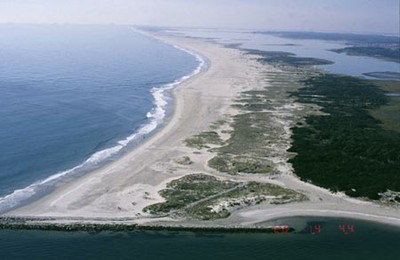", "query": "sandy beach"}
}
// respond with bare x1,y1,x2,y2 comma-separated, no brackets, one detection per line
4,33,400,228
